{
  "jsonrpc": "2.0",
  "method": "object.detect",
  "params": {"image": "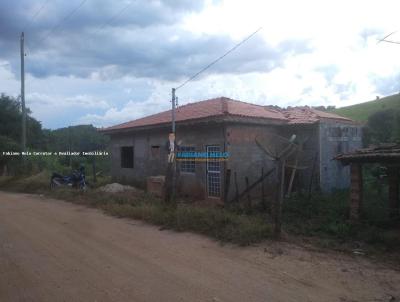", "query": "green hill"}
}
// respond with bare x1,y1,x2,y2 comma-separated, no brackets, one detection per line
333,94,400,122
